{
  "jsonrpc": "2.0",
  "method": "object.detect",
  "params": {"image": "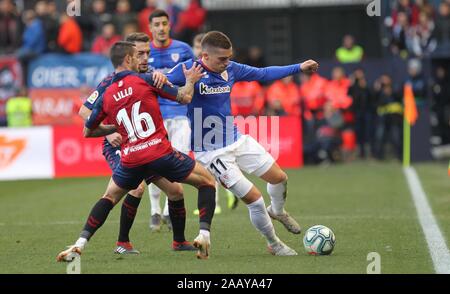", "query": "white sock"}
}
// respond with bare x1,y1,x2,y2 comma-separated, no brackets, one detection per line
200,229,210,240
75,237,88,250
267,181,287,215
215,182,220,207
163,197,169,217
149,184,161,215
247,197,280,246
